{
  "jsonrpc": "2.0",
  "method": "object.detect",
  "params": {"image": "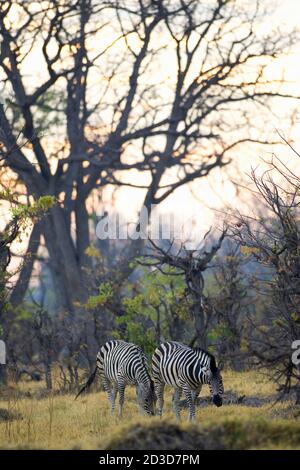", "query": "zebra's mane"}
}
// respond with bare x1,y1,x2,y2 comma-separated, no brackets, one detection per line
137,347,152,373
192,347,218,373
137,348,155,387
167,341,219,374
